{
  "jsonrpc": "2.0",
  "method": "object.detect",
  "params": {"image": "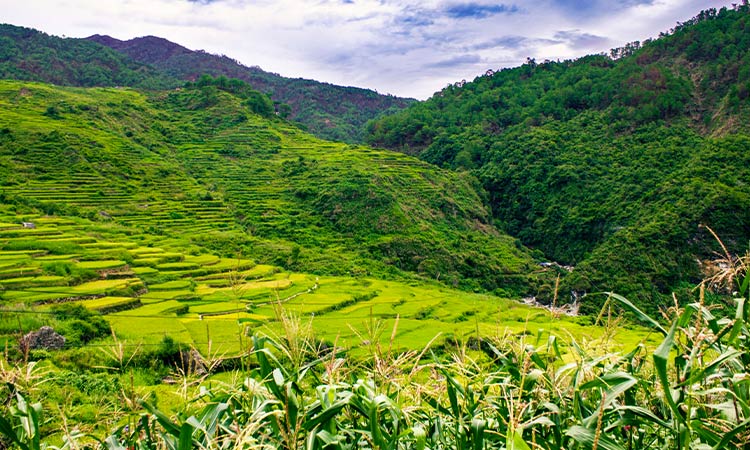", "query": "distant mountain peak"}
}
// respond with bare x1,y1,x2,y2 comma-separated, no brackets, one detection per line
0,22,414,143
86,32,415,142
86,34,123,46
86,34,191,64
